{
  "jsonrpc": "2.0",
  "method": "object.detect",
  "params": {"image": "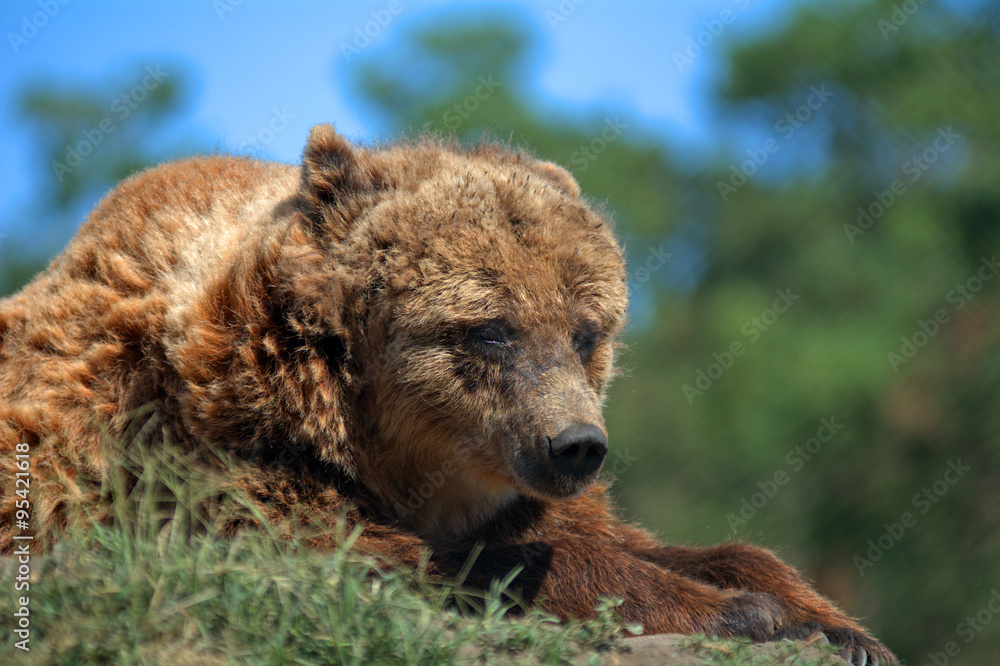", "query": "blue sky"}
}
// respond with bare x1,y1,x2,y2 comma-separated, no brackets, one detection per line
0,0,803,241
